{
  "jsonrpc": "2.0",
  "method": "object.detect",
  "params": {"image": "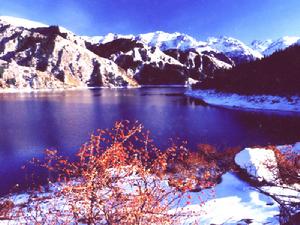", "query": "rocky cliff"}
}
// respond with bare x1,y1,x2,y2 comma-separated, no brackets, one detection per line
0,18,137,91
